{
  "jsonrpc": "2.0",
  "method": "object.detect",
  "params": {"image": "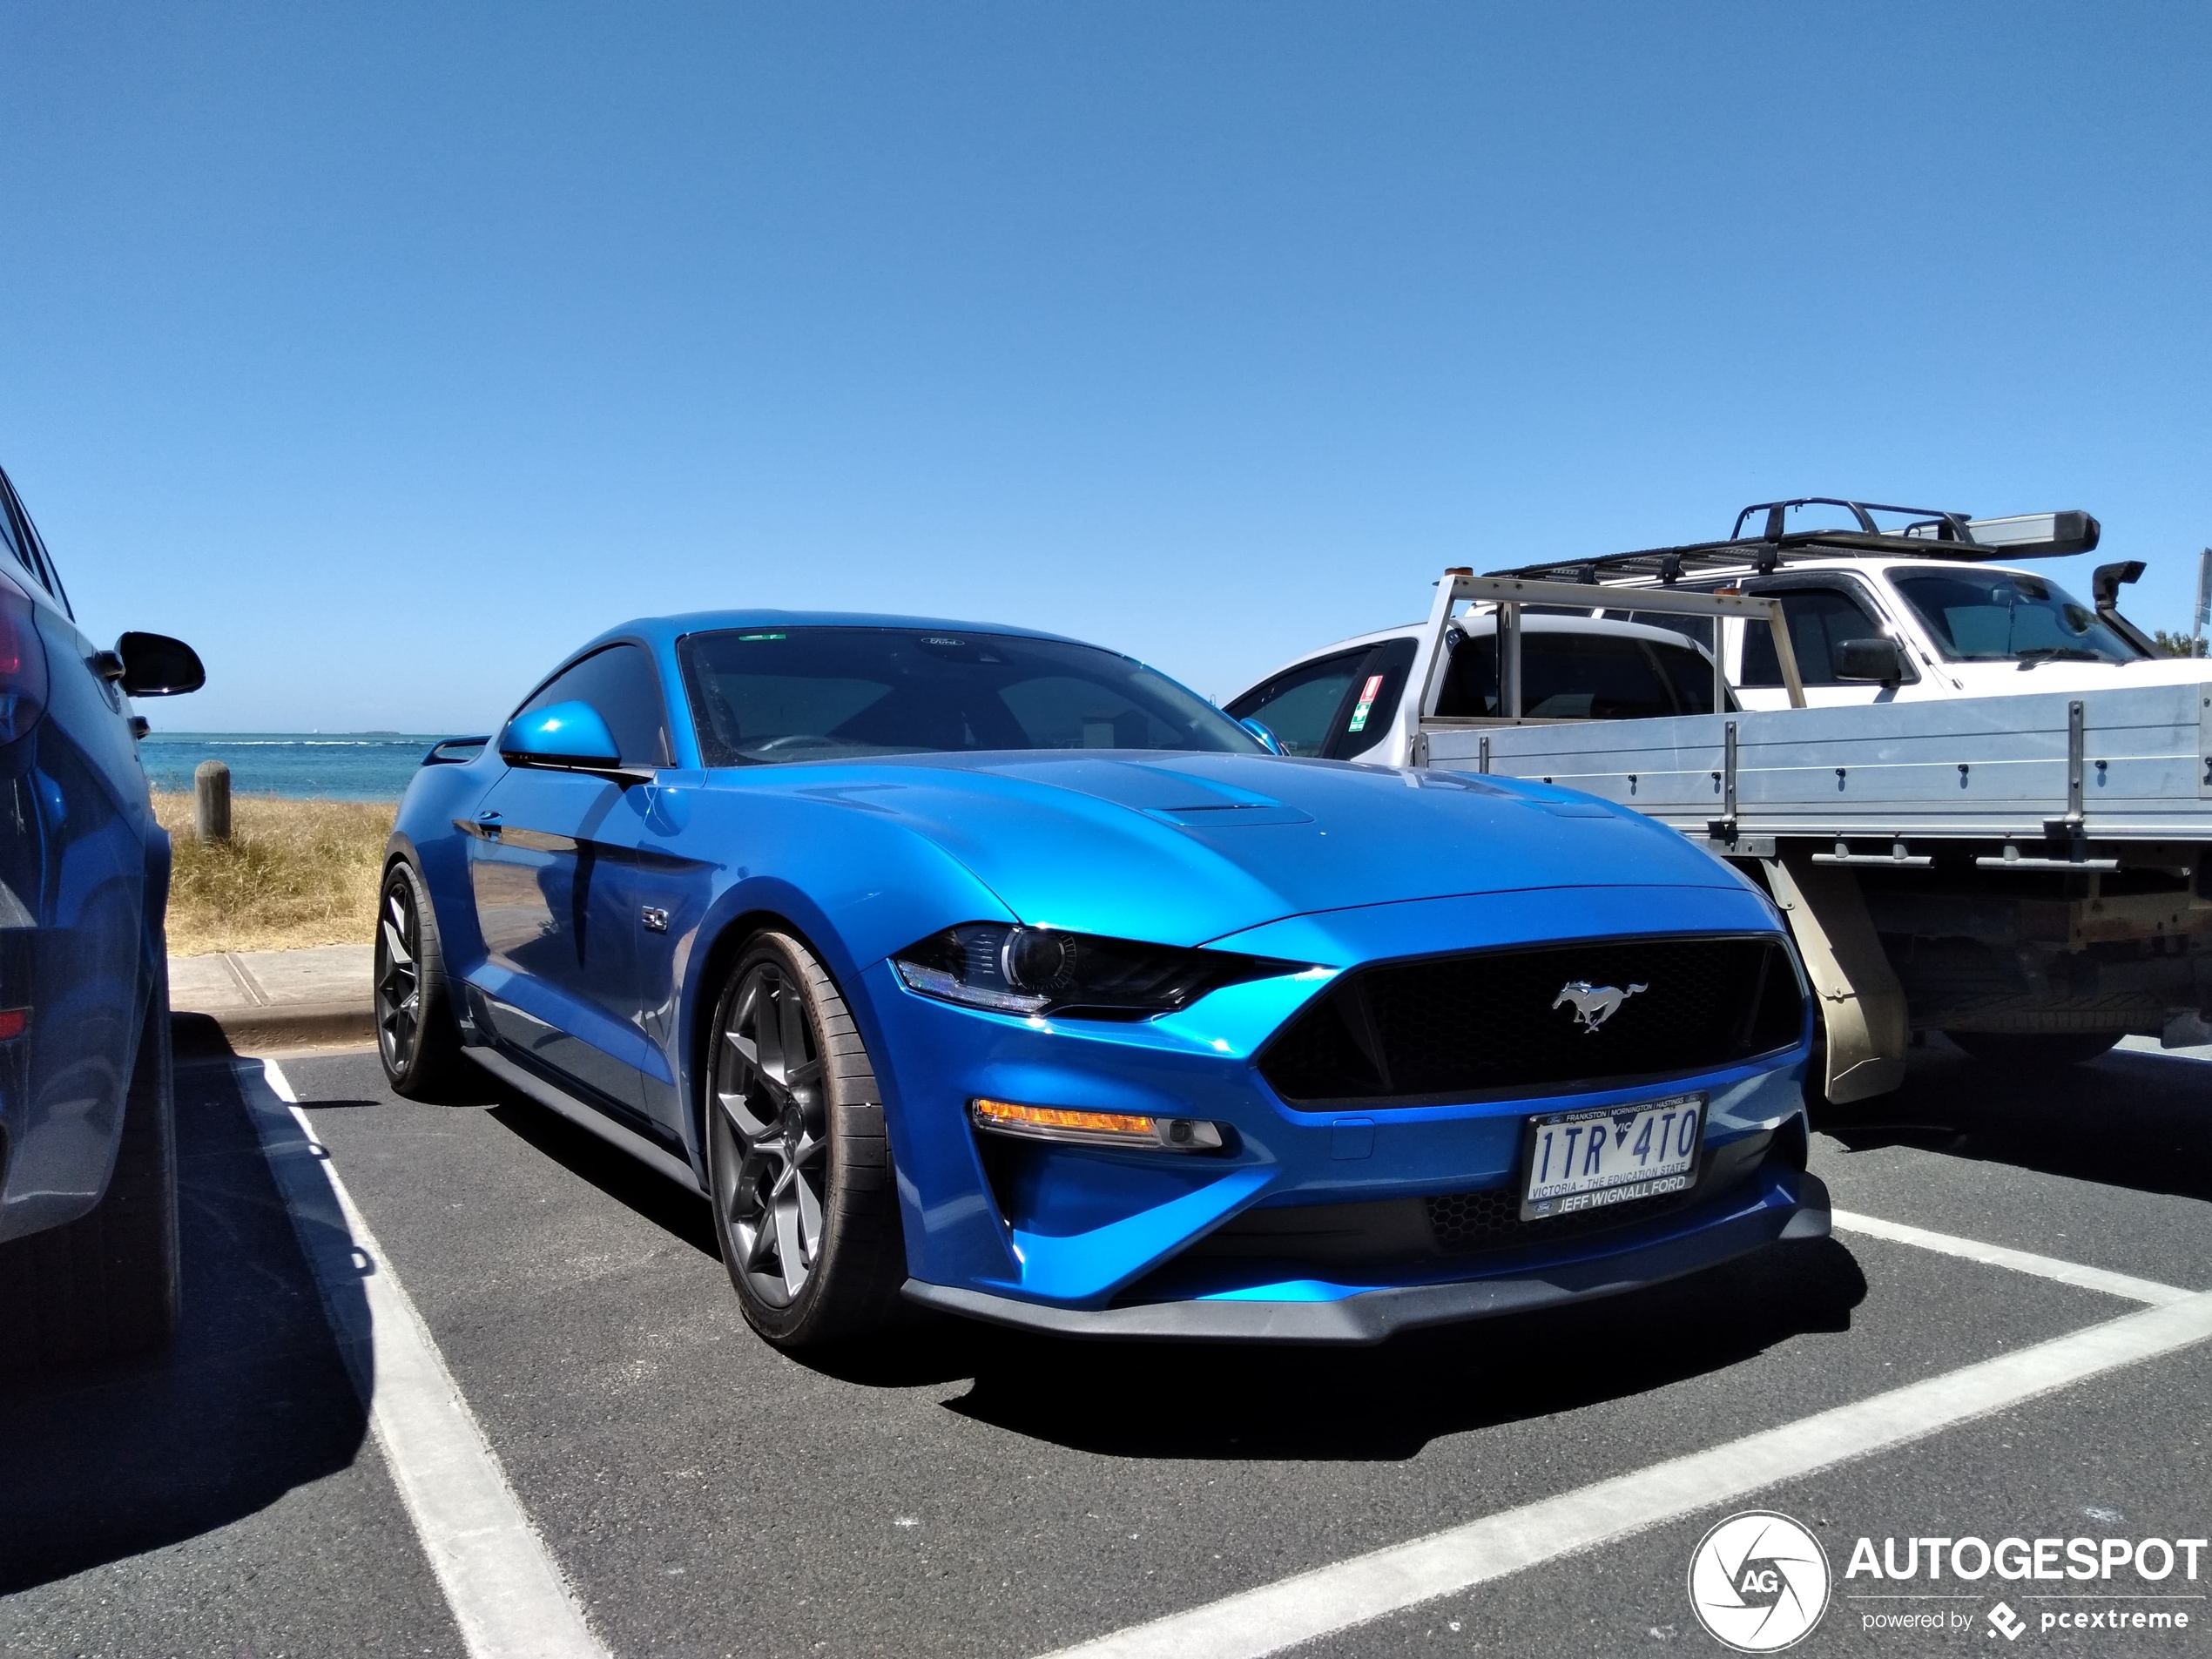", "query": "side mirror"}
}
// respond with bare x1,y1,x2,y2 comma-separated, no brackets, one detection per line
114,631,205,697
1239,717,1285,755
1834,637,1905,685
500,700,621,769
